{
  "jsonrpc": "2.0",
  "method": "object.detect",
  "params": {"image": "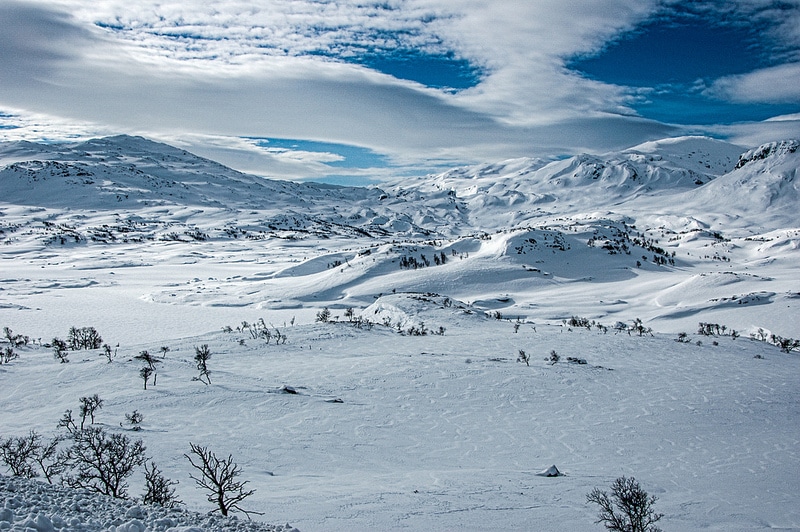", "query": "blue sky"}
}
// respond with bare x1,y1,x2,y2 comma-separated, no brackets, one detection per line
1,1,799,184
